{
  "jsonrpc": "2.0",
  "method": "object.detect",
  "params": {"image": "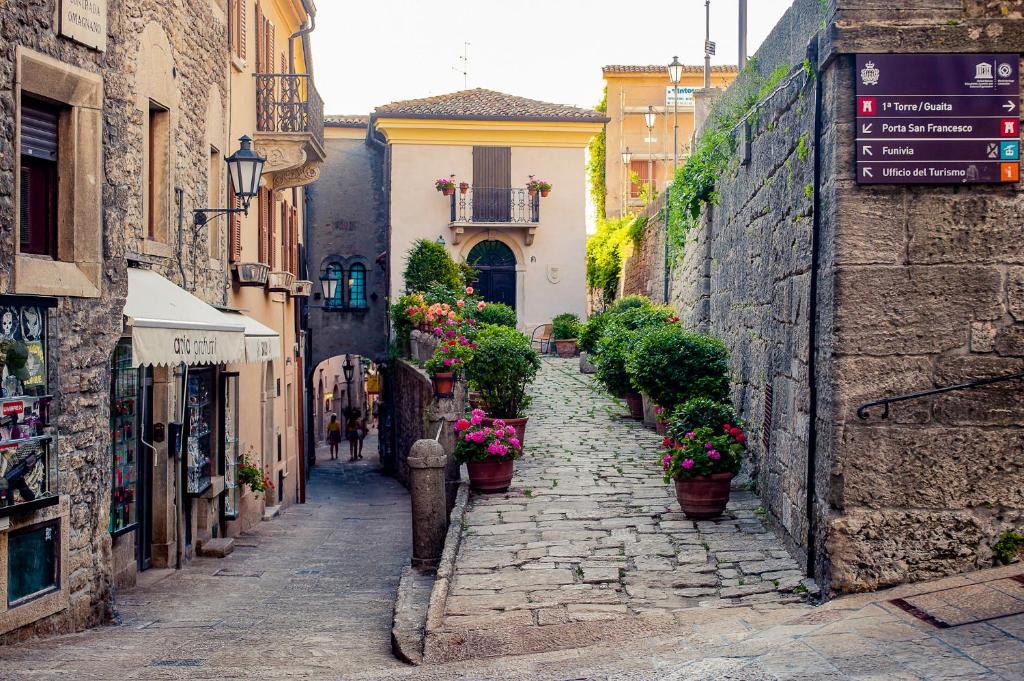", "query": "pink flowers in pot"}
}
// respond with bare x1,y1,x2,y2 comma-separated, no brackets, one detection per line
453,408,525,464
660,424,745,482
